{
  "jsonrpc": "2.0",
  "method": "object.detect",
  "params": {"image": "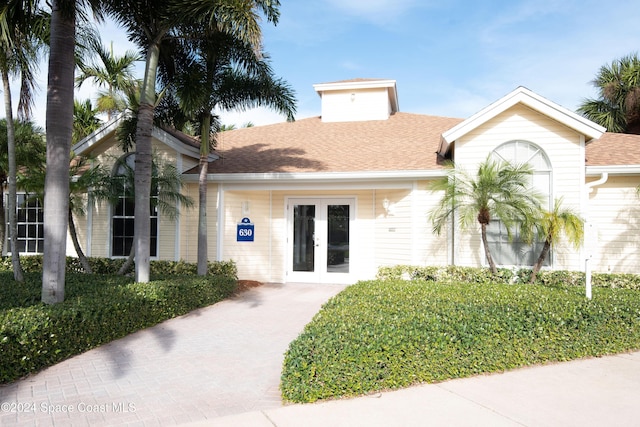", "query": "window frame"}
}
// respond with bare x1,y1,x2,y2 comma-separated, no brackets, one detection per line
110,153,158,258
5,193,45,255
486,140,552,267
